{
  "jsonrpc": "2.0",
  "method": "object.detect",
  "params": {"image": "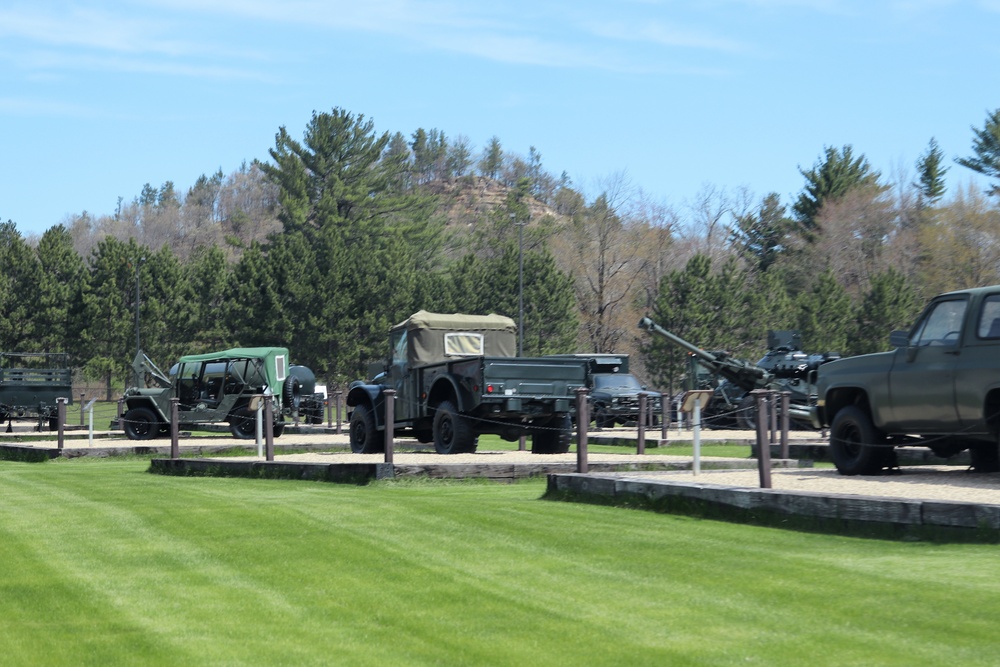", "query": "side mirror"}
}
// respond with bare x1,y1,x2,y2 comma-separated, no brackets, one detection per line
889,330,910,348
